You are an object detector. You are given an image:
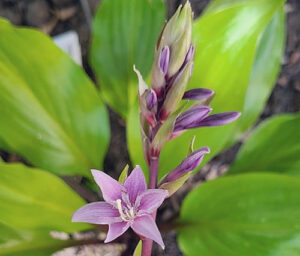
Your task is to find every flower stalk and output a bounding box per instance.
[72,2,240,255]
[135,2,240,255]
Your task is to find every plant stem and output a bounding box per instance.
[142,157,159,256]
[149,157,159,189]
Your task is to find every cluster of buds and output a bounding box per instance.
[73,2,241,251]
[134,2,240,190]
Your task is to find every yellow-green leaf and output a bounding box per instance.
[0,19,110,176]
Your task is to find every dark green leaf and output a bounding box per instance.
[90,0,166,118]
[228,114,300,175]
[0,19,110,176]
[178,173,300,256]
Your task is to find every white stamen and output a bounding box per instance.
[116,199,128,221]
[116,199,136,222]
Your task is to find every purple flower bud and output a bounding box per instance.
[183,88,215,101]
[146,89,157,111]
[159,46,170,76]
[160,60,193,121]
[194,112,241,127]
[162,147,210,183]
[182,45,194,67]
[174,106,212,132]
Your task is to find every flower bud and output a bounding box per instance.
[160,59,193,121]
[150,47,169,98]
[188,111,241,128]
[183,88,215,101]
[160,2,193,77]
[150,2,193,96]
[162,147,210,183]
[174,105,212,132]
[159,46,170,76]
[134,65,157,127]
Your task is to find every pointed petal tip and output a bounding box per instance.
[91,169,123,202]
[202,146,210,154]
[91,168,101,176]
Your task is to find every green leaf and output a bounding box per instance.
[178,173,300,256]
[228,114,300,175]
[159,172,190,197]
[236,6,286,135]
[90,0,166,118]
[0,162,89,232]
[0,223,74,256]
[0,19,110,176]
[127,0,286,179]
[133,240,142,256]
[118,164,129,184]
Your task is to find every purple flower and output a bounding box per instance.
[72,166,168,249]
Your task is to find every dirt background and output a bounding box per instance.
[0,0,299,255]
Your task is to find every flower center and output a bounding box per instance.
[116,199,136,222]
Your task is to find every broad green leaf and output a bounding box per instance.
[0,162,89,232]
[0,223,73,256]
[90,0,166,118]
[178,173,300,256]
[236,6,286,134]
[0,19,110,176]
[127,0,286,179]
[228,114,300,175]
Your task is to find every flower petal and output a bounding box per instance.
[195,112,241,127]
[124,166,147,205]
[136,189,168,214]
[131,215,165,249]
[72,202,121,225]
[91,169,123,202]
[183,88,214,101]
[105,222,130,243]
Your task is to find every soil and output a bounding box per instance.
[0,0,299,255]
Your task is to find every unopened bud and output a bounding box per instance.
[134,65,157,127]
[160,59,193,121]
[150,47,169,98]
[160,2,193,77]
[162,147,210,183]
[174,105,212,132]
[150,2,193,96]
[159,46,170,75]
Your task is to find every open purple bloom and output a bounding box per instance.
[72,166,168,249]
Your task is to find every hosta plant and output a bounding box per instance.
[0,0,299,256]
